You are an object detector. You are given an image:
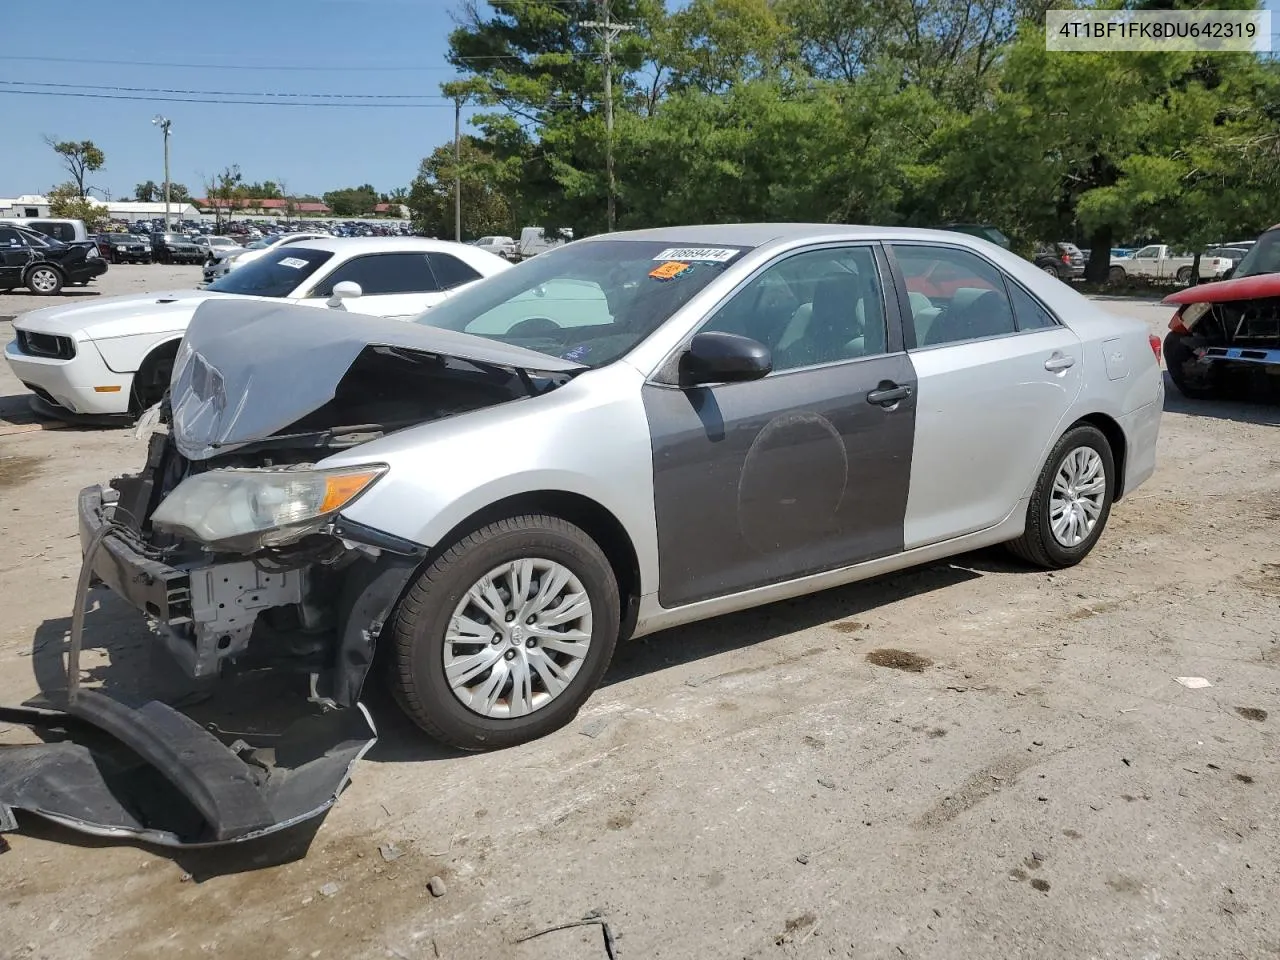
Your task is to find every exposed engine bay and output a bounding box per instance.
[0,301,580,849]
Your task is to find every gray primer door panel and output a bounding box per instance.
[643,353,917,609]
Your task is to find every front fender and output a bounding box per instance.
[327,365,661,596]
[93,331,184,374]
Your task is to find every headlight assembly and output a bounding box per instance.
[151,464,387,551]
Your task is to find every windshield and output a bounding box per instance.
[415,239,749,367]
[1233,231,1280,278]
[206,246,335,297]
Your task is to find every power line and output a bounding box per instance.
[0,50,602,71]
[0,87,589,109]
[0,80,449,100]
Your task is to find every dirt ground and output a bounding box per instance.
[1,268,1277,960]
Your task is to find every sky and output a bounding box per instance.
[3,0,1278,202]
[1,0,484,200]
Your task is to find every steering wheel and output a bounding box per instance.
[506,316,563,338]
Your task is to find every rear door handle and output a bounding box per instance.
[867,382,912,407]
[1044,354,1076,372]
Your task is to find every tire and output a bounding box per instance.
[1164,331,1224,400]
[1176,266,1193,285]
[26,265,63,296]
[1108,266,1126,283]
[389,514,621,750]
[1040,263,1062,278]
[129,342,179,415]
[1007,424,1115,569]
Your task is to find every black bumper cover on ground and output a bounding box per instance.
[0,487,380,848]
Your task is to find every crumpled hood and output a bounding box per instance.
[1164,273,1280,305]
[170,298,584,460]
[14,289,237,340]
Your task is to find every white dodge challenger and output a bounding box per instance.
[4,237,510,420]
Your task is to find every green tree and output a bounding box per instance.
[44,137,105,197]
[48,182,110,229]
[323,184,380,216]
[134,180,159,202]
[243,180,283,199]
[167,183,191,204]
[408,138,514,238]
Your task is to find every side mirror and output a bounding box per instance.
[327,281,362,309]
[679,332,772,387]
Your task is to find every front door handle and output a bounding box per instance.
[1044,353,1075,372]
[867,382,912,407]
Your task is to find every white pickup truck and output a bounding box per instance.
[1109,244,1235,284]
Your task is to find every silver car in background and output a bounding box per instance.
[2,224,1162,845]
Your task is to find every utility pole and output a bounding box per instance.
[454,96,462,243]
[152,115,172,230]
[582,0,634,232]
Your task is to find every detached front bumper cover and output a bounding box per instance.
[0,491,379,849]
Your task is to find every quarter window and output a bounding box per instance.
[891,244,1016,348]
[427,253,482,290]
[698,246,887,373]
[1007,282,1058,330]
[0,228,24,247]
[312,253,441,296]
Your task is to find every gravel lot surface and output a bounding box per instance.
[1,268,1277,960]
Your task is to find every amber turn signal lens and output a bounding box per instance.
[319,470,383,514]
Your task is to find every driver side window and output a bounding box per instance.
[697,246,887,373]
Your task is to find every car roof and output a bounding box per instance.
[579,223,1017,250]
[285,236,492,254]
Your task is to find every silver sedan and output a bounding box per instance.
[18,224,1163,843]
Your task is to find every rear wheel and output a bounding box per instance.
[1108,266,1126,283]
[1008,424,1115,569]
[26,266,63,296]
[1040,263,1061,278]
[1176,266,1193,285]
[389,515,620,750]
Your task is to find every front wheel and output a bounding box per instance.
[26,266,63,296]
[1007,424,1115,569]
[1165,331,1225,399]
[389,515,621,750]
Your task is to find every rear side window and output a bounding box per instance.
[30,221,74,242]
[428,253,482,290]
[891,244,1015,348]
[312,252,440,296]
[0,227,24,246]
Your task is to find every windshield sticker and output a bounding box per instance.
[649,261,692,281]
[561,344,591,362]
[278,256,309,269]
[653,247,738,263]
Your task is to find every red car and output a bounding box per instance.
[1163,225,1280,400]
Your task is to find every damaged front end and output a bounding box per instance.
[1165,274,1280,399]
[0,300,581,847]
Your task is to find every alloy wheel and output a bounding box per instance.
[443,558,593,719]
[29,269,59,293]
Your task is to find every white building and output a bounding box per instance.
[0,195,51,218]
[0,195,199,223]
[96,200,201,222]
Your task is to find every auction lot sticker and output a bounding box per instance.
[653,247,739,263]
